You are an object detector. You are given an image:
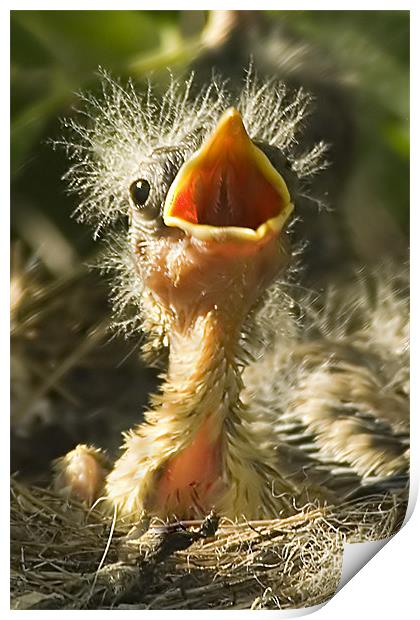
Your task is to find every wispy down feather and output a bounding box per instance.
[56,68,328,239]
[55,68,329,347]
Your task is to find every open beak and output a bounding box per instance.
[163,108,294,242]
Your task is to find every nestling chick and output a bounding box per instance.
[53,71,409,521]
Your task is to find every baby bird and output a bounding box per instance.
[53,72,409,521]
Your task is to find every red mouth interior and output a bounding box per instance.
[168,161,286,230]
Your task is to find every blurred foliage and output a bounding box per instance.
[11,10,409,270]
[278,10,409,231]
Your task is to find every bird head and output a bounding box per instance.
[62,72,327,339]
[128,107,293,330]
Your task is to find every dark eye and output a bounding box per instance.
[129,179,151,207]
[129,179,161,221]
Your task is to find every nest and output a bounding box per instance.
[10,479,407,610]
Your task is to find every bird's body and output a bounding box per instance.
[244,271,409,491]
[53,71,409,522]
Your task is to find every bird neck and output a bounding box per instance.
[145,309,290,519]
[166,310,242,421]
[107,307,294,519]
[145,311,240,515]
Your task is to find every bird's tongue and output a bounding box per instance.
[163,108,294,242]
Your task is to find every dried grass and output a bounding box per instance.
[10,479,407,610]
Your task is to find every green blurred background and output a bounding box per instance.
[11,9,409,276]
